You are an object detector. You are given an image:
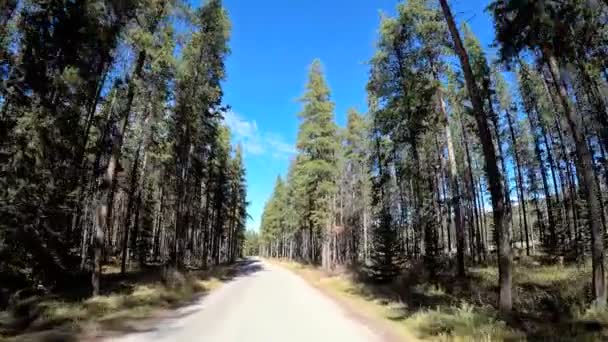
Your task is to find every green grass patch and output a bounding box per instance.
[404,303,518,341]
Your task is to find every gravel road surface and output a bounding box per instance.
[106,258,383,342]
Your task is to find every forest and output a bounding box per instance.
[254,0,608,339]
[0,0,247,317]
[2,0,608,340]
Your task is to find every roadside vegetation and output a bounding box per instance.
[275,257,608,340]
[255,0,608,340]
[0,262,246,341]
[1,0,246,340]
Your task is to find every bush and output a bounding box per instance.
[405,302,518,340]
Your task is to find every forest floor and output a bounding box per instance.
[0,261,245,342]
[272,256,608,341]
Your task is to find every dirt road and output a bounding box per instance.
[107,258,383,342]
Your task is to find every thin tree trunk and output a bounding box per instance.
[439,0,512,313]
[544,50,606,307]
[460,118,478,262]
[92,49,147,294]
[363,206,369,263]
[92,154,117,296]
[476,175,487,260]
[525,96,557,249]
[440,94,465,276]
[506,109,530,255]
[488,97,511,217]
[575,54,608,154]
[120,146,141,274]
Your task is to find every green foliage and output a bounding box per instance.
[243,230,259,256]
[367,123,404,282]
[340,108,372,262]
[367,205,403,282]
[489,0,607,68]
[405,303,515,340]
[260,176,288,250]
[0,0,139,287]
[0,0,247,303]
[294,59,339,235]
[260,59,339,263]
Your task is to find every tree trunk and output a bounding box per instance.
[506,109,530,255]
[120,146,141,274]
[440,94,465,276]
[476,175,487,259]
[575,54,608,154]
[439,0,512,313]
[92,154,118,296]
[363,206,369,263]
[460,118,478,261]
[488,97,511,216]
[544,50,606,306]
[523,87,557,249]
[92,48,148,294]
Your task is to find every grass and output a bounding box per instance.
[273,260,420,341]
[273,257,608,341]
[0,263,237,342]
[405,303,513,341]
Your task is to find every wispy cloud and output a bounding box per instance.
[224,111,295,159]
[266,133,297,156]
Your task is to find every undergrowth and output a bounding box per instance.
[0,264,231,341]
[275,258,608,341]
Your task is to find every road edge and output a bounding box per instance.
[266,259,417,342]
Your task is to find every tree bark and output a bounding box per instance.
[544,50,606,306]
[528,106,556,248]
[439,0,512,313]
[460,118,478,261]
[506,109,530,255]
[92,151,117,296]
[92,48,147,294]
[439,94,465,276]
[120,145,141,274]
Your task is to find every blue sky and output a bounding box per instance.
[218,0,498,231]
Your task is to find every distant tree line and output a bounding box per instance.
[258,0,608,313]
[0,0,247,301]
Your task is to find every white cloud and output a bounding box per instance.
[224,111,257,139]
[224,110,295,159]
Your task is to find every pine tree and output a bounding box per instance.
[293,59,339,267]
[170,0,230,269]
[227,144,248,262]
[2,0,138,293]
[367,115,403,282]
[496,71,531,255]
[0,0,248,300]
[368,1,441,258]
[342,108,372,263]
[439,0,513,313]
[490,0,607,308]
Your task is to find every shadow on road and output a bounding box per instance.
[217,258,265,281]
[96,258,266,338]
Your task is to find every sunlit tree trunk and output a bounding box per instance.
[444,100,465,275]
[544,50,606,307]
[439,0,512,313]
[506,109,530,255]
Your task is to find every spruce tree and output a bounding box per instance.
[293,59,338,266]
[367,115,403,282]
